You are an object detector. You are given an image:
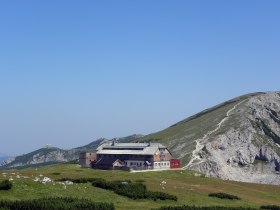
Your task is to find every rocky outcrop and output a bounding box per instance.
[0,157,15,166]
[189,92,280,184]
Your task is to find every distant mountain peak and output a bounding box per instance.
[1,134,142,169]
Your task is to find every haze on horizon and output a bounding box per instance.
[0,1,280,156]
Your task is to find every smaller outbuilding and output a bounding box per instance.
[170,159,181,169]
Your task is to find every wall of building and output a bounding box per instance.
[153,161,170,169]
[94,146,173,170]
[124,160,148,170]
[79,152,96,168]
[97,154,153,163]
[153,148,173,162]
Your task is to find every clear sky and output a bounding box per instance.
[0,1,279,156]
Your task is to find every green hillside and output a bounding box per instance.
[137,92,264,166]
[1,164,280,210]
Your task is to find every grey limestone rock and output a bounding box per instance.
[188,92,280,185]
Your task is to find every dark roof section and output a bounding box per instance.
[95,158,118,166]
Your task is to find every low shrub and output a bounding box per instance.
[58,177,177,201]
[153,205,256,210]
[0,197,114,210]
[145,191,177,201]
[92,178,177,201]
[261,205,280,210]
[0,180,13,190]
[208,192,240,200]
[51,172,61,175]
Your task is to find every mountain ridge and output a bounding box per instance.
[138,91,280,184]
[3,91,280,185]
[1,134,143,169]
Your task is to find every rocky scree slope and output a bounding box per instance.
[139,92,280,184]
[1,135,142,169]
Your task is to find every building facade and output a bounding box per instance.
[79,152,97,168]
[79,142,180,170]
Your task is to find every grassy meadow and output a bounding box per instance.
[1,164,280,210]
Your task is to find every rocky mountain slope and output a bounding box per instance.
[1,135,142,169]
[139,91,280,184]
[0,154,10,164]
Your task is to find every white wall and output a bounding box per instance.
[153,161,170,169]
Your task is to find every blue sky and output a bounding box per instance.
[0,1,279,156]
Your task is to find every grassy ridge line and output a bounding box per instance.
[137,93,262,165]
[170,92,262,127]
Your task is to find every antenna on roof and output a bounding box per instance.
[111,138,117,146]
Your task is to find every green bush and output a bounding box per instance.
[208,192,240,200]
[58,177,177,201]
[0,197,114,210]
[51,172,61,175]
[260,205,280,210]
[92,178,177,201]
[0,180,13,190]
[153,206,256,210]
